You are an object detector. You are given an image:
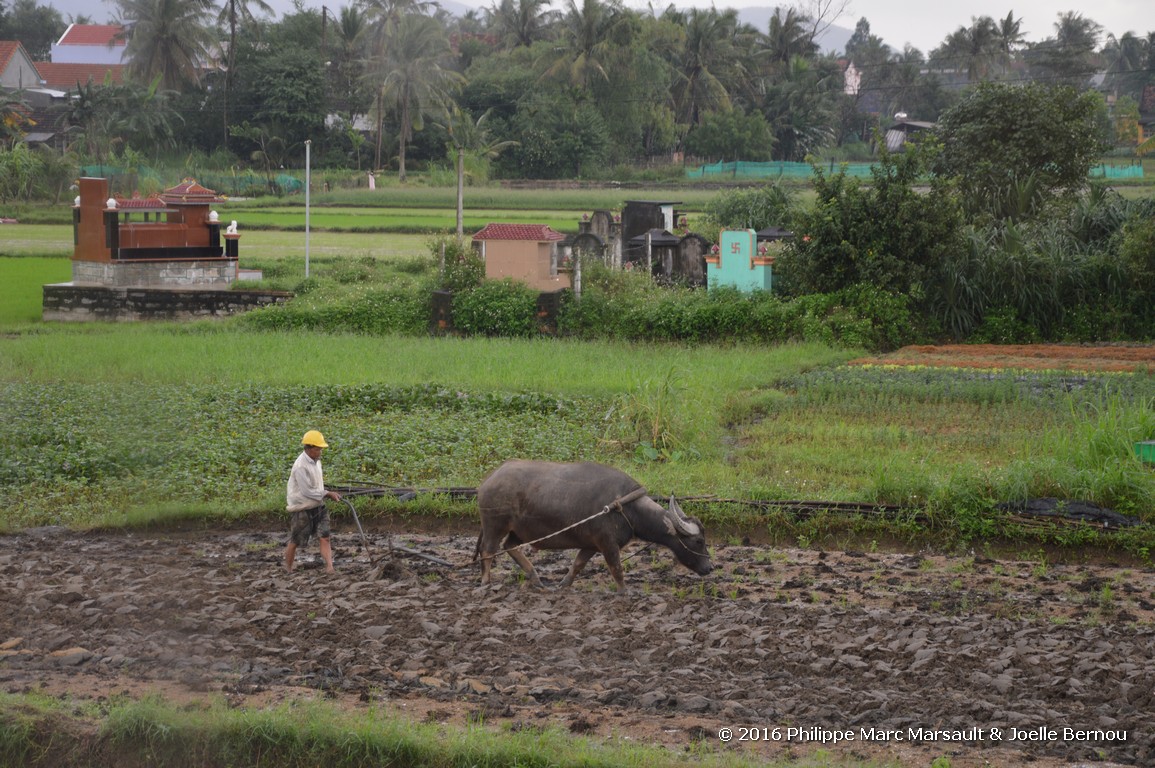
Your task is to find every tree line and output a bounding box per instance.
[1,0,1153,177]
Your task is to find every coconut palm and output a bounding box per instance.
[114,0,217,91]
[1026,11,1103,85]
[939,16,1001,82]
[489,0,559,49]
[995,11,1024,55]
[363,0,440,54]
[540,0,629,90]
[1102,31,1149,100]
[323,5,372,123]
[665,6,752,127]
[762,7,817,72]
[368,12,464,180]
[762,55,837,161]
[440,106,518,238]
[217,0,274,146]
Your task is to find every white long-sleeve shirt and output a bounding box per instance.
[286,451,326,512]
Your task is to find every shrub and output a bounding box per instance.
[969,306,1042,344]
[452,280,539,337]
[239,285,429,335]
[699,182,795,236]
[560,279,915,350]
[430,235,484,293]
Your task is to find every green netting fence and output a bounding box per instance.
[686,160,877,179]
[1090,163,1145,179]
[78,166,304,197]
[690,160,1146,181]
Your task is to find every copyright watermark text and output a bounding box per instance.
[716,725,1128,745]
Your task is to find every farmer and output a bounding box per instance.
[284,430,342,573]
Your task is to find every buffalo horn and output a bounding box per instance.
[668,496,700,536]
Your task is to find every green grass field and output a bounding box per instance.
[0,256,71,324]
[0,224,431,263]
[3,214,1153,553]
[225,206,584,233]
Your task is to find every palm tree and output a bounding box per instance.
[368,12,464,180]
[489,0,558,49]
[666,6,750,127]
[114,0,216,91]
[763,7,817,72]
[1026,11,1102,84]
[363,0,440,52]
[939,16,1001,82]
[995,11,1024,56]
[762,55,837,161]
[440,107,518,238]
[330,5,371,117]
[1102,32,1148,100]
[879,46,925,119]
[540,0,628,90]
[217,0,274,147]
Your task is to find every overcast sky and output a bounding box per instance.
[45,0,1149,56]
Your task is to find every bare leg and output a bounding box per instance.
[559,548,597,588]
[319,537,335,573]
[284,542,297,573]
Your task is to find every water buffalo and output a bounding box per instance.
[474,459,713,589]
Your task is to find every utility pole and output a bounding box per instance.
[305,140,312,278]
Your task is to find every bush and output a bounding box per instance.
[431,235,484,293]
[560,279,916,351]
[452,280,539,337]
[699,182,795,236]
[969,306,1043,344]
[238,285,430,335]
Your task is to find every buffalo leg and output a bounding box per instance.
[603,546,626,590]
[479,546,497,585]
[477,527,501,585]
[558,548,598,588]
[507,545,546,589]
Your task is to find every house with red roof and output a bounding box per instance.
[0,40,42,90]
[471,223,570,292]
[36,61,125,90]
[51,24,127,66]
[34,24,127,91]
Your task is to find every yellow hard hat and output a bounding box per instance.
[301,430,329,448]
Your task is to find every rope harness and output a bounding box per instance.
[488,485,649,558]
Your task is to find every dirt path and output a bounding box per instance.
[1,524,1152,766]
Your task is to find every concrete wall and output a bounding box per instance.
[42,284,290,322]
[72,259,237,288]
[479,241,571,292]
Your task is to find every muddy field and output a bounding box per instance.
[1,522,1152,767]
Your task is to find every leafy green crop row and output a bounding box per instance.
[5,361,1154,557]
[2,382,610,530]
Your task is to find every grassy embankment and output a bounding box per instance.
[0,690,846,768]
